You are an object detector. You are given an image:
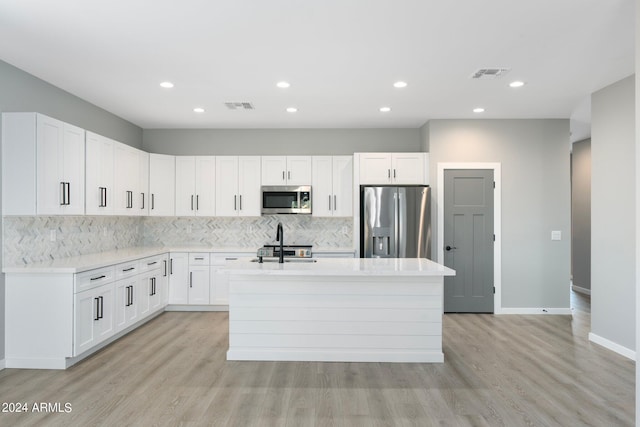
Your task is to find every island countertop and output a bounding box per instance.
[223,257,456,277]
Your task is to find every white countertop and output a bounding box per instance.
[2,246,357,274]
[222,257,456,277]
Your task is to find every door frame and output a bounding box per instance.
[437,162,502,313]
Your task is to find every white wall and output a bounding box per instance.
[636,0,640,419]
[143,128,421,155]
[426,119,571,310]
[591,75,636,354]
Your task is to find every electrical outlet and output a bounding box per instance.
[49,229,56,242]
[551,230,562,241]
[342,226,349,234]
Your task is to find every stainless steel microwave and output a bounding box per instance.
[261,185,312,214]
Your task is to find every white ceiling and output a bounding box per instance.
[0,0,635,129]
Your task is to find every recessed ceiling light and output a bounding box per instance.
[286,107,298,113]
[193,107,205,113]
[473,107,485,113]
[393,81,408,88]
[509,81,525,88]
[277,81,291,88]
[379,107,392,113]
[160,81,174,89]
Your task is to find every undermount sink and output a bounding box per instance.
[250,258,317,263]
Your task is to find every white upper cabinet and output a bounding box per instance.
[137,150,149,216]
[175,156,216,216]
[358,152,428,185]
[149,154,175,216]
[261,156,311,185]
[2,113,86,215]
[113,143,140,215]
[312,156,353,217]
[85,132,115,215]
[215,156,261,217]
[36,115,86,215]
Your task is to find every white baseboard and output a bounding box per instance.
[496,307,572,315]
[0,359,5,370]
[588,333,636,360]
[572,285,591,295]
[165,305,229,312]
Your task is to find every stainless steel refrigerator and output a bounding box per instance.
[360,186,431,259]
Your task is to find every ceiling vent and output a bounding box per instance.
[225,102,254,110]
[470,68,510,79]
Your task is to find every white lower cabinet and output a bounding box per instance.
[168,252,189,304]
[188,265,210,304]
[74,282,115,356]
[210,253,254,305]
[115,276,139,332]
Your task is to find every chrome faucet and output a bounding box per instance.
[276,222,284,263]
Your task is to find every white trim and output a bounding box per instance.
[589,332,636,360]
[498,307,572,315]
[571,285,591,295]
[437,162,502,313]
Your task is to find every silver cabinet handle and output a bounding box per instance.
[388,169,391,179]
[194,257,204,260]
[234,195,237,210]
[60,182,65,205]
[328,195,332,210]
[98,187,106,207]
[163,259,167,276]
[151,193,155,210]
[239,195,242,210]
[334,195,337,210]
[147,261,157,266]
[282,171,285,181]
[141,193,145,209]
[90,275,106,281]
[393,169,396,179]
[189,271,193,288]
[191,195,194,211]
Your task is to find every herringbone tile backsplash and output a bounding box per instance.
[3,215,353,266]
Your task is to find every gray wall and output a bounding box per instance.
[0,59,143,362]
[571,139,591,292]
[143,128,421,155]
[427,119,571,309]
[0,60,142,148]
[591,75,636,352]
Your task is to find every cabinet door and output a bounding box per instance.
[175,156,196,216]
[115,277,138,332]
[195,156,216,216]
[138,273,152,319]
[332,156,353,217]
[311,156,333,217]
[392,153,425,184]
[238,156,261,216]
[148,273,163,313]
[209,266,229,305]
[149,154,176,216]
[36,114,64,214]
[215,156,239,216]
[286,156,312,185]
[61,123,86,215]
[94,285,115,344]
[85,132,114,215]
[113,143,139,215]
[74,287,99,355]
[188,265,210,304]
[168,253,189,304]
[261,156,287,185]
[135,150,149,216]
[359,153,392,185]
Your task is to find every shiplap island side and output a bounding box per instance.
[222,257,455,363]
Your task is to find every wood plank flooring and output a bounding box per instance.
[0,292,633,426]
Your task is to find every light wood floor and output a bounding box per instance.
[0,292,633,426]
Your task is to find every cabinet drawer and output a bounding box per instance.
[139,254,167,273]
[211,253,254,266]
[115,260,140,279]
[189,253,210,265]
[75,266,116,293]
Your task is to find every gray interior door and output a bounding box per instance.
[443,169,494,313]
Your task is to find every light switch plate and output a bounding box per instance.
[551,230,562,241]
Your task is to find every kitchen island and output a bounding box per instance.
[223,257,455,363]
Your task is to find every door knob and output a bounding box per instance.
[445,245,457,251]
